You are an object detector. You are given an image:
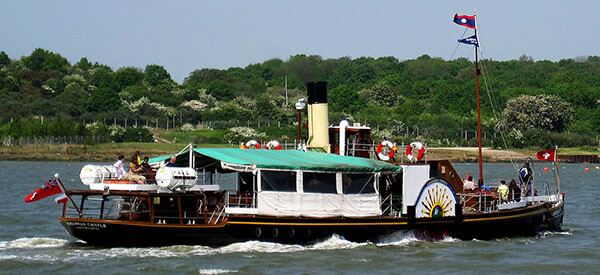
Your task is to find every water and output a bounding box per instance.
[1,161,599,274]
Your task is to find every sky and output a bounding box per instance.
[2,1,599,83]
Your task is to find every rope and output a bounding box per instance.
[452,27,520,172]
[478,47,519,172]
[450,28,469,60]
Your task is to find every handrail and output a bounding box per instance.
[208,191,228,224]
[380,194,392,215]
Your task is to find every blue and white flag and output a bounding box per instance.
[458,35,479,47]
[454,14,476,29]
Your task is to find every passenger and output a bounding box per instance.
[124,155,146,184]
[141,157,157,183]
[480,184,491,193]
[134,151,142,166]
[165,155,178,167]
[519,162,533,196]
[113,155,126,180]
[508,179,521,201]
[141,157,155,171]
[498,180,509,201]
[463,174,477,191]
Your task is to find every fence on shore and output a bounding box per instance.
[1,136,109,146]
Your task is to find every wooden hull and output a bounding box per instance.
[59,201,564,247]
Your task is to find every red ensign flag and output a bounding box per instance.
[25,179,62,203]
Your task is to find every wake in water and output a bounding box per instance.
[0,237,68,251]
[10,229,562,264]
[0,231,459,260]
[198,269,238,274]
[376,230,460,246]
[537,230,573,239]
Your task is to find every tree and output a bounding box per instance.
[361,81,397,107]
[329,84,362,113]
[90,67,119,91]
[75,57,92,72]
[55,83,89,117]
[206,79,234,100]
[86,87,121,113]
[0,69,20,92]
[287,54,324,83]
[0,51,10,66]
[497,94,573,132]
[144,64,171,86]
[184,68,228,84]
[22,48,69,73]
[116,67,143,88]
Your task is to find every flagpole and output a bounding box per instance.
[474,11,484,186]
[54,174,81,215]
[554,145,560,195]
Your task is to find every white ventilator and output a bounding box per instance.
[155,167,198,190]
[79,165,117,185]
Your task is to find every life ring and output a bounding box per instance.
[244,140,261,149]
[264,140,282,150]
[377,140,396,161]
[406,141,425,162]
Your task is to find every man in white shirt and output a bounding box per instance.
[113,155,125,179]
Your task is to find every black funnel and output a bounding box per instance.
[306,81,327,104]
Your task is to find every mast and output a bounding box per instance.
[474,12,484,186]
[554,145,560,194]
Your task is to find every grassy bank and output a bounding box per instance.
[0,143,235,162]
[1,142,597,162]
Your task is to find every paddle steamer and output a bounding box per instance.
[57,81,565,246]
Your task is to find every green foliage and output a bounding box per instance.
[0,49,599,146]
[90,67,118,91]
[116,67,143,89]
[496,128,597,149]
[87,87,121,113]
[329,84,362,113]
[206,79,234,100]
[0,51,10,66]
[0,117,88,137]
[22,48,70,74]
[144,64,171,86]
[119,127,154,142]
[184,68,229,84]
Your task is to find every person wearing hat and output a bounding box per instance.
[463,173,477,191]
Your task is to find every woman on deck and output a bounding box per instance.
[124,155,146,184]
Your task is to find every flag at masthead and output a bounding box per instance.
[454,12,483,186]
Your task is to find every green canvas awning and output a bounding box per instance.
[195,148,402,172]
[150,148,402,173]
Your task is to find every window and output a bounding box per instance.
[260,171,296,192]
[342,173,375,194]
[303,172,336,193]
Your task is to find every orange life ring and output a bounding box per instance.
[244,140,261,149]
[377,140,396,161]
[264,140,282,150]
[406,141,425,162]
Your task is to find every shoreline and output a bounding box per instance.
[2,143,589,163]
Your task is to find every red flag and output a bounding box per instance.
[25,179,62,203]
[537,150,556,161]
[54,193,68,204]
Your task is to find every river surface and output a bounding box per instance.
[0,161,598,274]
